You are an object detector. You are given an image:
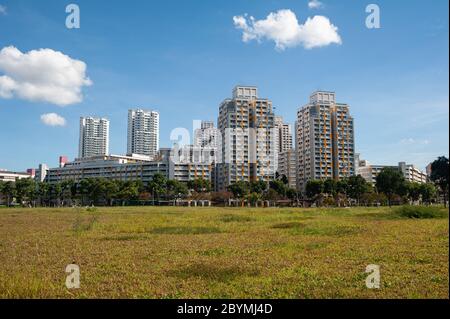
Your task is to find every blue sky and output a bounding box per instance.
[0,0,448,171]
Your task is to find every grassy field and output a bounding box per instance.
[0,206,448,299]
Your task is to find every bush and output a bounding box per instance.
[395,206,448,219]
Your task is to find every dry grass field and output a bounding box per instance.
[0,206,448,299]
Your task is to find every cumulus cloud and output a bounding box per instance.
[40,113,67,126]
[233,9,341,50]
[308,0,323,9]
[0,46,92,106]
[0,5,6,15]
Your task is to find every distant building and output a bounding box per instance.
[399,162,428,184]
[274,116,293,153]
[426,163,433,177]
[0,169,33,182]
[296,91,355,192]
[46,154,167,185]
[127,109,159,157]
[46,150,212,185]
[357,159,428,185]
[79,117,110,158]
[194,120,219,148]
[357,160,398,185]
[35,164,49,182]
[277,149,297,189]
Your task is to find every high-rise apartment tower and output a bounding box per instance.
[79,117,110,158]
[296,91,355,192]
[127,109,159,157]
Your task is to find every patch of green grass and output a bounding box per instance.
[395,206,448,219]
[101,234,147,241]
[72,213,98,233]
[301,225,363,236]
[150,226,222,235]
[271,222,306,229]
[219,214,255,223]
[168,263,260,282]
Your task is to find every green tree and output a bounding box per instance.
[228,181,249,199]
[36,182,49,206]
[336,179,349,197]
[269,179,287,198]
[15,178,36,206]
[48,182,62,206]
[117,181,141,203]
[430,156,449,207]
[419,183,437,205]
[166,180,188,200]
[406,182,421,203]
[347,175,371,205]
[2,181,16,206]
[247,192,261,206]
[375,167,405,207]
[187,178,211,193]
[323,179,337,197]
[305,180,324,201]
[250,180,267,194]
[147,173,167,204]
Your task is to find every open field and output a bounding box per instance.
[0,206,448,299]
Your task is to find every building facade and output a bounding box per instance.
[216,86,277,191]
[79,117,110,158]
[399,162,428,184]
[194,120,219,148]
[46,154,168,185]
[296,91,355,192]
[45,149,213,185]
[0,170,32,182]
[277,149,297,189]
[127,109,160,157]
[274,116,293,153]
[357,160,428,185]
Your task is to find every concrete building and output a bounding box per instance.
[46,154,167,185]
[79,117,110,158]
[357,160,397,185]
[127,109,159,157]
[0,169,33,182]
[277,149,297,189]
[194,121,219,148]
[216,86,277,191]
[274,116,293,153]
[357,160,428,185]
[35,164,49,182]
[45,149,213,185]
[399,162,428,184]
[296,91,355,192]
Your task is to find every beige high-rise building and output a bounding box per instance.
[216,86,277,191]
[296,91,355,192]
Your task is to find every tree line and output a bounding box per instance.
[0,156,448,208]
[305,156,448,207]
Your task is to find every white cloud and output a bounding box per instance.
[0,5,6,15]
[40,113,66,127]
[0,46,92,106]
[400,138,430,145]
[233,9,341,50]
[308,0,323,9]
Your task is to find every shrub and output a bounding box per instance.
[395,206,448,219]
